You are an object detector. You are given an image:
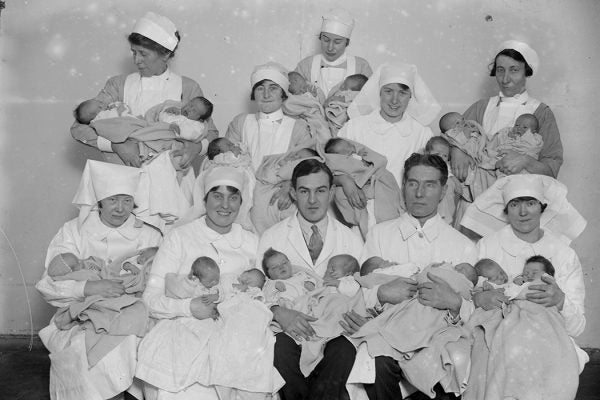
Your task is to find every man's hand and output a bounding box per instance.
[450,147,475,181]
[137,247,158,265]
[418,272,462,315]
[472,289,509,310]
[84,279,125,298]
[339,310,369,335]
[112,139,142,167]
[377,276,418,305]
[272,306,317,341]
[527,274,566,309]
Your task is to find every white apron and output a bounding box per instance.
[242,112,296,170]
[482,92,540,138]
[123,69,183,117]
[310,54,357,97]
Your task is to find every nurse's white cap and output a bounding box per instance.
[204,166,245,193]
[502,174,546,205]
[379,63,416,89]
[250,62,290,95]
[496,40,539,76]
[132,12,178,51]
[73,160,142,205]
[321,8,355,39]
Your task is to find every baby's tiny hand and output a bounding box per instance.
[513,275,526,286]
[122,262,141,275]
[275,281,287,292]
[304,281,316,291]
[201,294,219,305]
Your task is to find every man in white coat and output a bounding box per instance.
[257,159,363,400]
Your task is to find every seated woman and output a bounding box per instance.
[138,166,282,400]
[35,160,162,400]
[463,174,587,400]
[70,12,218,168]
[452,40,563,228]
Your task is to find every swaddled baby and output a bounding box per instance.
[324,74,368,134]
[158,96,213,141]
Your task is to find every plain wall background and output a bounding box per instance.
[1,0,598,347]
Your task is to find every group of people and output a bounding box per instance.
[35,8,587,400]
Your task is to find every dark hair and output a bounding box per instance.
[191,256,219,278]
[319,32,350,47]
[193,96,213,121]
[402,153,448,186]
[330,254,360,274]
[425,136,451,153]
[344,74,368,91]
[489,48,533,77]
[74,101,93,124]
[502,197,547,214]
[128,32,180,58]
[525,255,555,277]
[474,258,497,276]
[291,159,334,189]
[206,138,228,160]
[261,247,284,277]
[203,185,242,204]
[250,79,288,101]
[244,268,267,288]
[296,148,319,157]
[324,137,347,154]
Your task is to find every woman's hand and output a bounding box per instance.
[472,289,508,310]
[190,297,218,320]
[339,310,368,335]
[450,147,475,182]
[272,305,317,341]
[496,150,531,175]
[84,279,125,298]
[377,277,418,305]
[526,275,566,309]
[418,272,462,315]
[270,180,293,210]
[172,140,203,170]
[137,247,158,265]
[338,175,366,209]
[112,139,142,167]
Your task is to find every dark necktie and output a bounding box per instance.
[308,225,323,264]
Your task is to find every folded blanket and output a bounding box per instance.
[283,94,332,143]
[324,89,358,135]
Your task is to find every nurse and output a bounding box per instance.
[295,8,372,97]
[71,12,218,167]
[36,160,163,400]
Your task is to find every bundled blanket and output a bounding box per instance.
[324,89,359,135]
[283,94,332,144]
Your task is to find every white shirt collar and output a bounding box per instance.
[297,212,329,241]
[258,108,284,122]
[140,67,172,82]
[322,53,348,67]
[82,212,142,241]
[197,216,244,249]
[397,213,442,242]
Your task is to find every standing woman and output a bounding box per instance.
[295,8,372,98]
[71,12,218,167]
[36,160,163,400]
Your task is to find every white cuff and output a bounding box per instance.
[97,136,114,152]
[180,298,193,317]
[199,139,209,155]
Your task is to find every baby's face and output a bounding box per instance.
[218,139,242,156]
[482,262,508,285]
[190,265,220,288]
[265,253,293,280]
[324,258,351,280]
[181,98,208,121]
[428,143,450,163]
[81,100,105,123]
[239,271,263,288]
[513,115,537,136]
[522,262,545,282]
[288,73,308,95]
[454,263,478,286]
[331,140,356,156]
[441,113,465,133]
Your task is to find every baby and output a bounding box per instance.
[324,137,368,162]
[233,268,266,292]
[487,113,544,171]
[74,99,133,125]
[439,112,488,165]
[158,96,213,141]
[513,255,555,285]
[165,256,223,304]
[325,74,368,134]
[47,253,105,278]
[261,248,318,307]
[288,71,325,102]
[206,137,243,160]
[322,254,361,297]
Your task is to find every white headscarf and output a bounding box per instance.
[347,63,441,126]
[460,175,586,244]
[495,40,540,76]
[132,12,178,51]
[321,8,355,38]
[251,62,290,96]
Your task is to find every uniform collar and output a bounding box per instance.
[198,216,244,249]
[370,109,411,136]
[397,213,442,242]
[498,225,552,257]
[258,108,284,122]
[497,90,530,105]
[321,53,347,67]
[140,67,172,82]
[297,212,329,238]
[81,212,142,241]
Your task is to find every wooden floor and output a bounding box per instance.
[1,336,598,399]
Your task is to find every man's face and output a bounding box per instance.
[291,171,333,223]
[402,165,446,225]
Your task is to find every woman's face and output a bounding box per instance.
[253,80,285,114]
[204,186,242,234]
[98,194,134,228]
[379,83,411,122]
[495,54,527,97]
[131,44,169,77]
[505,197,543,237]
[320,32,349,62]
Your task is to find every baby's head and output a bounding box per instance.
[425,136,451,163]
[288,71,309,95]
[439,112,465,134]
[522,255,554,282]
[324,254,360,280]
[513,113,539,136]
[262,248,293,280]
[182,96,213,122]
[207,137,242,160]
[74,99,105,124]
[474,258,508,285]
[340,74,368,91]
[360,256,394,276]
[454,263,478,286]
[324,138,356,156]
[190,256,220,288]
[286,147,319,161]
[239,268,266,289]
